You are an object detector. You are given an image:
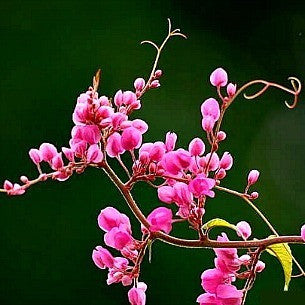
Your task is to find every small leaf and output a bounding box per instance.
[202,218,237,231]
[266,241,292,291]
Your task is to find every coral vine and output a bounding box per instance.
[1,19,304,305]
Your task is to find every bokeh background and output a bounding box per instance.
[0,0,304,304]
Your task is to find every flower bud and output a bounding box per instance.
[201,98,220,121]
[189,138,205,156]
[236,221,252,239]
[134,78,145,91]
[3,180,13,190]
[250,191,259,200]
[247,170,260,186]
[210,67,228,87]
[219,152,233,170]
[227,83,237,97]
[301,224,305,242]
[217,131,227,141]
[255,260,265,273]
[150,80,160,88]
[165,132,177,151]
[29,148,42,164]
[20,176,28,184]
[154,69,162,78]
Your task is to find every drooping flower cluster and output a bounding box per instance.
[197,226,265,305]
[92,206,173,303]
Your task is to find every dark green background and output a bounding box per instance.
[0,0,304,304]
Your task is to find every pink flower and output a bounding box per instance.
[219,152,233,170]
[161,150,191,175]
[128,285,147,305]
[201,98,220,121]
[189,174,215,198]
[216,284,243,305]
[104,226,132,250]
[114,90,124,107]
[134,78,145,91]
[72,125,101,145]
[51,153,64,170]
[227,83,236,97]
[149,142,166,162]
[39,143,58,162]
[98,207,131,232]
[301,224,305,242]
[247,170,260,186]
[106,132,125,157]
[131,119,148,134]
[205,153,220,172]
[201,268,225,294]
[28,149,42,164]
[157,186,174,204]
[86,144,103,163]
[255,260,265,273]
[146,207,173,234]
[202,116,216,132]
[236,221,251,240]
[189,138,205,156]
[121,127,142,151]
[197,293,220,305]
[62,147,75,162]
[172,182,193,206]
[210,68,228,87]
[165,132,177,151]
[92,246,115,269]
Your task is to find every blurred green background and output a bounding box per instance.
[0,0,304,304]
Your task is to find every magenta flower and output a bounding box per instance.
[189,174,215,198]
[219,152,233,171]
[201,268,226,294]
[98,207,131,233]
[146,207,173,233]
[104,226,132,250]
[226,83,237,97]
[92,246,115,269]
[128,284,147,305]
[210,68,228,87]
[106,132,125,157]
[157,186,175,204]
[121,127,143,151]
[39,143,58,162]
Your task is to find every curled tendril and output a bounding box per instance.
[240,77,302,109]
[138,19,187,97]
[141,18,187,51]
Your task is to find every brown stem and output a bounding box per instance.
[101,160,305,249]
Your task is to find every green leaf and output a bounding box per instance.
[202,218,237,231]
[266,241,292,291]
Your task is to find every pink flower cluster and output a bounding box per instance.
[197,227,265,305]
[92,206,173,305]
